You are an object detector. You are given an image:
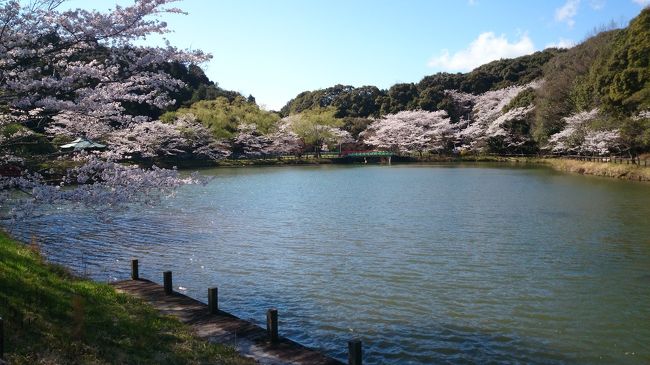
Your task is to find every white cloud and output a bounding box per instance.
[590,0,605,9]
[545,38,576,49]
[632,0,650,5]
[427,32,535,72]
[555,0,580,27]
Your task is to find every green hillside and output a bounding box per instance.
[278,8,650,154]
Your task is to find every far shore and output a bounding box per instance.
[147,154,650,182]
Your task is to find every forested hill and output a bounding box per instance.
[2,3,648,170]
[280,48,563,119]
[123,61,251,122]
[279,8,650,155]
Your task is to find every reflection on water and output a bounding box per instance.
[8,164,650,364]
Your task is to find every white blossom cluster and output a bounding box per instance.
[360,110,456,153]
[230,121,311,157]
[450,83,539,152]
[2,154,202,219]
[106,114,230,161]
[582,130,622,156]
[546,109,622,155]
[361,84,540,154]
[0,0,212,214]
[232,124,272,158]
[633,110,650,121]
[266,120,304,156]
[1,0,209,130]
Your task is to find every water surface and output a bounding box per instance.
[9,164,650,364]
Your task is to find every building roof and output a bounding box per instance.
[60,138,106,151]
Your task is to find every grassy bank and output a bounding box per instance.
[529,158,650,181]
[405,154,511,163]
[0,232,253,365]
[408,155,650,182]
[405,154,650,182]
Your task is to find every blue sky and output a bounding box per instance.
[66,0,649,110]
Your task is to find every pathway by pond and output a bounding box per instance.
[8,164,650,364]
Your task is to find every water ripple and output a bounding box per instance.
[7,165,650,364]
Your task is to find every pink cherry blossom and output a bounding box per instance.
[1,0,211,217]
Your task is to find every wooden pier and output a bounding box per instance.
[112,276,347,365]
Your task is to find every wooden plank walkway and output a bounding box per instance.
[112,279,344,365]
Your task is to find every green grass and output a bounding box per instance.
[0,232,253,365]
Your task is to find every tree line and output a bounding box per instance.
[279,8,650,156]
[0,1,648,215]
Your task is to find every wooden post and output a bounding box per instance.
[348,339,362,365]
[0,316,4,360]
[163,271,172,295]
[208,287,218,314]
[131,259,139,280]
[266,308,278,343]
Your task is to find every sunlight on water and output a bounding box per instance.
[8,164,650,364]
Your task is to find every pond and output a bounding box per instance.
[8,164,650,364]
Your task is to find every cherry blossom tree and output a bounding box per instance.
[1,155,199,219]
[0,0,211,215]
[635,110,650,120]
[1,0,208,132]
[581,130,622,156]
[545,109,599,154]
[544,109,622,155]
[266,119,304,156]
[106,114,230,161]
[484,106,535,153]
[231,123,272,158]
[323,126,354,152]
[446,82,540,153]
[360,110,456,155]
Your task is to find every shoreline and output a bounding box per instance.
[112,279,344,365]
[0,231,254,365]
[0,231,345,364]
[164,155,650,182]
[536,158,650,181]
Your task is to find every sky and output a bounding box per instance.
[66,0,649,111]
